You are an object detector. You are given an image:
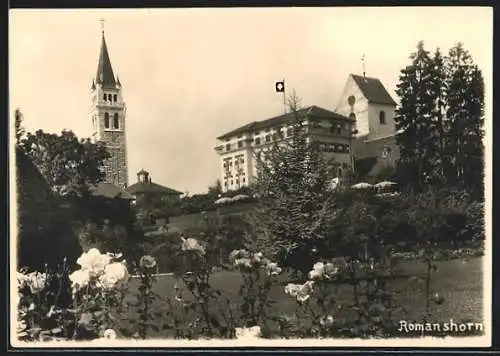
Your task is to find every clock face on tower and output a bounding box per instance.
[348,95,356,106]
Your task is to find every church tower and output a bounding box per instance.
[89,28,129,188]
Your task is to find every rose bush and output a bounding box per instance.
[230,249,282,327]
[16,249,129,342]
[16,239,455,341]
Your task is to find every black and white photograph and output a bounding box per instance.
[9,7,492,348]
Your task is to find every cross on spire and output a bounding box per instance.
[361,53,366,78]
[99,18,105,34]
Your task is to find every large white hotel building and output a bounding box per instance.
[214,74,399,192]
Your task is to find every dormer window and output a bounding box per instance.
[379,110,386,124]
[104,112,110,128]
[113,113,119,129]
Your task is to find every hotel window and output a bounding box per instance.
[231,180,234,185]
[226,143,231,151]
[225,181,228,187]
[114,94,118,102]
[236,179,239,184]
[240,158,245,164]
[238,140,243,148]
[103,93,107,101]
[255,137,261,145]
[379,111,386,124]
[243,178,246,183]
[265,135,271,143]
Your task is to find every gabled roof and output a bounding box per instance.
[90,182,134,200]
[126,181,183,196]
[95,32,117,89]
[217,105,353,140]
[350,74,397,106]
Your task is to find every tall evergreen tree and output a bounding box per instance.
[394,41,441,190]
[428,48,448,185]
[445,43,485,198]
[249,92,338,279]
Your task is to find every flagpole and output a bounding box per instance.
[282,78,286,115]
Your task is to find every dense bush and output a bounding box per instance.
[16,147,82,271]
[319,187,484,263]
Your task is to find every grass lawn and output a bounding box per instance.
[118,257,483,338]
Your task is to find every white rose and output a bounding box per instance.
[181,237,206,255]
[99,262,129,289]
[28,272,47,294]
[69,269,90,293]
[284,283,301,297]
[235,258,252,268]
[103,329,117,339]
[308,262,325,280]
[324,263,339,279]
[252,252,263,263]
[296,281,315,303]
[320,315,334,327]
[17,272,29,290]
[77,248,112,276]
[265,262,282,276]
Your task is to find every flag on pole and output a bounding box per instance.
[275,81,285,93]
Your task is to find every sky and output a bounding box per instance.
[9,7,493,194]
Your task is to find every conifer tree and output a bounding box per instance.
[445,43,485,198]
[428,48,448,185]
[249,92,338,279]
[394,41,441,190]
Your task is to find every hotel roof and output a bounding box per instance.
[217,105,353,140]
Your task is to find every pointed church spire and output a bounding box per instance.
[95,27,117,89]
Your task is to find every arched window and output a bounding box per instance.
[113,113,119,129]
[104,112,110,128]
[103,93,107,101]
[114,94,118,102]
[379,110,386,124]
[108,94,113,101]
